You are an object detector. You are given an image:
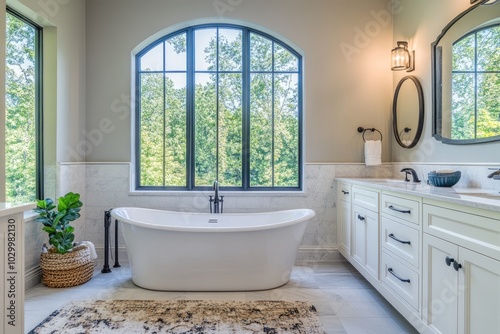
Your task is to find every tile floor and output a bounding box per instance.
[25,260,419,334]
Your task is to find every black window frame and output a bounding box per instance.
[135,24,303,192]
[451,23,500,140]
[5,7,44,200]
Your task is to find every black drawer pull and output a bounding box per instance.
[388,268,411,283]
[453,261,462,272]
[357,214,365,221]
[445,256,455,267]
[388,205,411,214]
[342,190,349,195]
[388,233,411,245]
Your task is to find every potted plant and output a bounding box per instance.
[35,192,94,287]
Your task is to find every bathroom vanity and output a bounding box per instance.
[336,178,500,334]
[0,203,35,334]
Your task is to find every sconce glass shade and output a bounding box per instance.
[391,41,414,72]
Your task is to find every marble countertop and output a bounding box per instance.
[337,178,500,214]
[0,202,36,218]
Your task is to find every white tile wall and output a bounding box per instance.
[26,161,499,289]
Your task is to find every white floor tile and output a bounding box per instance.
[25,262,419,334]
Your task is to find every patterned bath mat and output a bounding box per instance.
[29,299,326,333]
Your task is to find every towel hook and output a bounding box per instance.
[357,127,383,142]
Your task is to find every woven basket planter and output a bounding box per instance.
[40,245,94,288]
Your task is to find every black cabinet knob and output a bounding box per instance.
[445,256,455,266]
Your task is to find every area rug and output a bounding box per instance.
[29,299,326,334]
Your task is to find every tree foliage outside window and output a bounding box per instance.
[5,10,42,202]
[136,25,302,190]
[451,24,500,140]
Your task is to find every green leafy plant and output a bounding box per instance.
[34,192,83,254]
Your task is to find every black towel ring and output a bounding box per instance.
[357,127,383,142]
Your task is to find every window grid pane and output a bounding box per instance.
[452,24,500,141]
[137,25,302,191]
[5,11,41,202]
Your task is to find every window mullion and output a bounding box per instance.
[187,29,195,190]
[242,29,250,190]
[162,41,167,187]
[474,32,478,139]
[271,42,276,188]
[216,28,220,183]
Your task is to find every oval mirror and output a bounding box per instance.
[432,0,500,144]
[393,76,424,148]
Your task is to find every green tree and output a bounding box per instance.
[5,13,38,202]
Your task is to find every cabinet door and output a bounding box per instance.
[338,200,351,255]
[458,247,500,334]
[352,205,379,279]
[423,234,459,334]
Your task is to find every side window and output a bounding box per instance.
[5,9,43,202]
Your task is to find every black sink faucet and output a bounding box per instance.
[488,168,500,180]
[401,168,421,183]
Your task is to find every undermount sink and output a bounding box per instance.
[368,179,422,186]
[455,189,500,200]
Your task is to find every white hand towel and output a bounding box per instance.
[364,140,382,166]
[80,241,98,260]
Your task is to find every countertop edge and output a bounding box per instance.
[336,178,500,214]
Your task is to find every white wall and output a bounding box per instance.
[392,0,500,163]
[85,0,394,164]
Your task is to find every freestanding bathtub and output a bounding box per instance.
[110,207,315,291]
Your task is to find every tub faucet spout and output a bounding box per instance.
[210,180,224,213]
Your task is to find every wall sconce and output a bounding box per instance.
[391,41,415,72]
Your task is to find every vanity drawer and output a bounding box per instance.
[381,250,420,313]
[337,182,352,203]
[423,203,500,260]
[381,216,420,269]
[352,187,379,212]
[381,193,420,225]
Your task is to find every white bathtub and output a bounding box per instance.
[110,207,315,291]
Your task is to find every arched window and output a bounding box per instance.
[135,24,303,191]
[451,23,500,140]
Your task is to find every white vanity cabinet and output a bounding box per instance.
[380,192,421,314]
[423,201,500,334]
[0,203,34,334]
[351,186,379,280]
[337,182,352,255]
[335,178,500,334]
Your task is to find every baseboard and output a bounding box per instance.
[25,266,42,291]
[95,246,129,268]
[296,246,340,263]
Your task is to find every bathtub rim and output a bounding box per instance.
[110,207,315,233]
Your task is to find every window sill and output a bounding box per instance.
[128,190,307,197]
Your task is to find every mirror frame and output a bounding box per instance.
[431,0,500,145]
[393,75,424,148]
